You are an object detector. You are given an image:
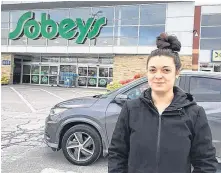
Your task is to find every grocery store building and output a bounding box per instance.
[1,1,218,88]
[193,4,221,72]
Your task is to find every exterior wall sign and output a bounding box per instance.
[2,60,11,65]
[9,11,107,44]
[212,50,221,62]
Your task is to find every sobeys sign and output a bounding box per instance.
[9,11,107,44]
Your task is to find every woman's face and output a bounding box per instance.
[147,56,179,94]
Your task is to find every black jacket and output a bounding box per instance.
[108,86,218,173]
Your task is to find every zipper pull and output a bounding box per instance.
[177,108,184,116]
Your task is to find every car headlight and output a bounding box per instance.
[50,108,68,115]
[49,108,68,121]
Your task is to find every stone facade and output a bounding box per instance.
[113,55,192,82]
[1,54,14,84]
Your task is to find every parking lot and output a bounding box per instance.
[1,84,221,173]
[1,85,107,173]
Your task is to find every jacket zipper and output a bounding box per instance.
[149,100,162,173]
[149,101,182,173]
[156,113,162,173]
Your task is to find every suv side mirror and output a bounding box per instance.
[114,94,128,104]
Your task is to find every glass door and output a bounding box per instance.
[87,66,98,87]
[22,65,31,83]
[40,65,49,84]
[49,66,59,85]
[31,64,40,84]
[98,67,109,87]
[59,65,77,85]
[77,66,88,87]
[98,67,113,88]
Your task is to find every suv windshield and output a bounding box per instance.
[101,77,148,98]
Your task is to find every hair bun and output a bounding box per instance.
[156,33,181,52]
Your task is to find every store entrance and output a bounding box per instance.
[20,53,114,88]
[77,65,113,88]
[22,64,59,85]
[13,58,22,84]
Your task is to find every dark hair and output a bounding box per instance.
[146,33,182,71]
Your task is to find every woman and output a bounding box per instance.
[108,33,218,173]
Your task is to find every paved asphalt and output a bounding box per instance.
[1,84,221,173]
[1,85,107,173]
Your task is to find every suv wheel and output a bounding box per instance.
[61,124,102,166]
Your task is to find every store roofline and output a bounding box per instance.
[1,1,193,11]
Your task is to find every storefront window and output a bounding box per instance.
[78,77,87,86]
[41,66,49,75]
[140,4,166,25]
[99,68,108,77]
[69,39,89,46]
[99,27,113,37]
[48,9,69,22]
[1,39,8,45]
[60,57,77,63]
[115,26,138,37]
[114,26,138,46]
[115,5,139,25]
[49,76,57,85]
[23,65,31,74]
[10,11,25,23]
[78,67,87,76]
[78,57,99,64]
[1,12,9,22]
[31,65,40,74]
[91,7,114,26]
[88,78,97,87]
[31,10,48,21]
[88,67,97,77]
[201,26,221,38]
[48,37,67,46]
[201,14,221,26]
[200,39,221,50]
[1,23,9,29]
[99,57,114,64]
[31,75,39,84]
[22,75,30,83]
[91,37,114,46]
[1,29,9,39]
[109,68,113,77]
[200,14,221,50]
[49,66,58,75]
[10,37,27,45]
[139,26,165,45]
[59,65,76,85]
[70,8,91,21]
[98,78,108,87]
[28,38,46,46]
[214,64,221,72]
[114,37,138,46]
[41,56,59,62]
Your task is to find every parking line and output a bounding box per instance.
[10,87,36,113]
[40,89,65,101]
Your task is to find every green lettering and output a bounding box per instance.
[88,17,107,39]
[41,13,58,39]
[76,18,95,44]
[9,11,33,39]
[24,20,41,39]
[9,12,107,43]
[59,19,77,40]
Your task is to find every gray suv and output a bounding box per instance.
[44,71,221,166]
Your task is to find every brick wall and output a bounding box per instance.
[113,55,192,82]
[1,54,14,84]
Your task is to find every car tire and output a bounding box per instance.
[61,124,102,166]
